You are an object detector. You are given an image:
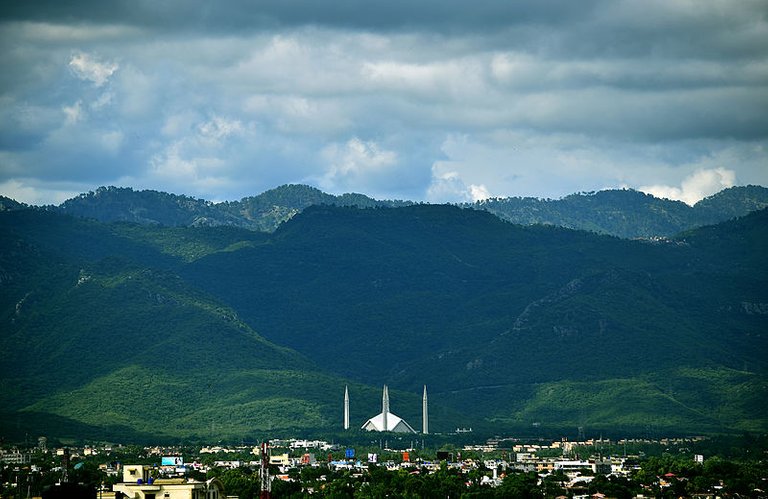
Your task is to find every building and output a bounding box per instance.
[0,450,31,465]
[113,465,225,499]
[361,385,417,433]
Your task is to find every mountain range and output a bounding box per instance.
[8,183,765,238]
[0,185,766,442]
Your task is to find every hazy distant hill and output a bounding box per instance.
[58,184,411,232]
[693,184,768,222]
[470,185,768,238]
[49,184,768,238]
[0,202,765,441]
[217,184,413,232]
[58,186,245,228]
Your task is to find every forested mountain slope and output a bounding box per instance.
[185,205,767,433]
[0,211,381,440]
[1,206,765,441]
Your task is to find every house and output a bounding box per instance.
[113,465,225,499]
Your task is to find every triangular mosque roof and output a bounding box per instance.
[361,411,416,433]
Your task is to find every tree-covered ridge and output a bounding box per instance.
[470,185,768,238]
[14,183,768,237]
[0,195,27,211]
[55,184,412,232]
[693,184,768,221]
[58,186,244,227]
[218,183,412,230]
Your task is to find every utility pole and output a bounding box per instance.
[260,441,271,499]
[61,448,70,483]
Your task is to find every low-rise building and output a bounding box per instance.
[269,453,290,466]
[113,465,225,499]
[0,449,31,464]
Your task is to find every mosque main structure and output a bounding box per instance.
[345,384,428,434]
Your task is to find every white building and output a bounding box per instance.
[360,385,417,433]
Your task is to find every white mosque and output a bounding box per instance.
[345,384,428,434]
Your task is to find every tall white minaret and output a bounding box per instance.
[382,385,389,432]
[422,385,429,435]
[344,385,350,430]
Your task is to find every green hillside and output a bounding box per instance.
[0,210,465,441]
[183,206,767,434]
[0,212,327,440]
[1,205,766,441]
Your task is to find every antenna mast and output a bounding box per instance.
[260,441,271,499]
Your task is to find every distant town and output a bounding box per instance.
[2,432,765,498]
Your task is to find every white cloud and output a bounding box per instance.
[144,115,254,198]
[469,184,492,202]
[319,138,398,192]
[426,169,465,202]
[639,167,737,205]
[69,52,119,87]
[196,116,245,146]
[490,52,540,88]
[363,60,454,93]
[426,164,491,203]
[243,95,351,134]
[62,100,84,125]
[0,179,82,206]
[91,92,114,110]
[14,21,138,43]
[150,141,198,180]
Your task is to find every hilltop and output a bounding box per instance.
[56,184,412,232]
[9,184,766,238]
[470,185,768,238]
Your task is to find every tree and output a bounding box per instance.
[209,468,257,499]
[496,471,542,499]
[587,475,636,499]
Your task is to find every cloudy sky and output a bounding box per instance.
[1,1,767,205]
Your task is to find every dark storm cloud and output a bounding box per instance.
[0,0,597,32]
[5,0,766,61]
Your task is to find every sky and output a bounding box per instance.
[1,1,767,206]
